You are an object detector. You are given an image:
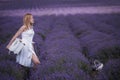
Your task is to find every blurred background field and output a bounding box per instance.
[0,0,120,80]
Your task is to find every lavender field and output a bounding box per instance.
[0,0,120,80]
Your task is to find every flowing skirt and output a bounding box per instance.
[16,42,36,67]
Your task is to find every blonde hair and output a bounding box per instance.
[23,13,33,30]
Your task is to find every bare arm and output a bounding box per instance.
[6,25,25,49]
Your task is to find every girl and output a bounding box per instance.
[6,13,40,79]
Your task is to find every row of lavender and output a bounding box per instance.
[66,14,120,80]
[30,15,91,80]
[0,14,120,80]
[67,14,120,61]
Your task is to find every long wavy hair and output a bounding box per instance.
[23,13,33,30]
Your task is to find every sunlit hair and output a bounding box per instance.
[23,13,33,30]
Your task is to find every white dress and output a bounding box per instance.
[16,27,36,67]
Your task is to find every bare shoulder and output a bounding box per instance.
[21,25,26,29]
[19,25,26,31]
